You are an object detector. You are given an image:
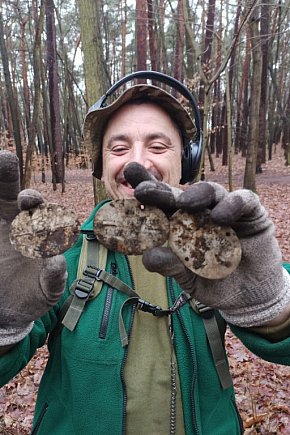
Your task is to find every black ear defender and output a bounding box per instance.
[94,71,203,184]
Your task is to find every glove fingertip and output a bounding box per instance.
[124,162,154,188]
[18,189,45,211]
[176,182,215,211]
[142,248,157,272]
[142,246,182,275]
[210,194,244,225]
[0,151,20,183]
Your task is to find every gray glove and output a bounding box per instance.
[124,163,182,214]
[125,163,290,327]
[0,151,67,346]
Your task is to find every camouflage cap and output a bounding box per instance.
[83,84,196,179]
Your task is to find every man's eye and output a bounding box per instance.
[149,143,167,152]
[111,145,128,154]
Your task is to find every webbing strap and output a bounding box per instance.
[62,296,88,331]
[80,236,106,298]
[62,236,139,332]
[119,297,139,347]
[62,236,102,331]
[98,269,139,298]
[202,315,233,390]
[192,301,232,390]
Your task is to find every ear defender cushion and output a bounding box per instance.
[180,140,202,184]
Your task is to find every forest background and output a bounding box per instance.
[0,0,290,433]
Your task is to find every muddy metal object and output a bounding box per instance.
[10,203,80,258]
[169,209,242,279]
[94,199,242,279]
[93,199,170,255]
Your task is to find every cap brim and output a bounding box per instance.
[83,84,196,179]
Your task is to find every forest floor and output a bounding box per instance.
[1,147,290,434]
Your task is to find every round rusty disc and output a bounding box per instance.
[93,199,170,255]
[9,203,80,258]
[169,210,242,279]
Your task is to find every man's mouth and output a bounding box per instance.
[116,177,134,194]
[119,178,133,189]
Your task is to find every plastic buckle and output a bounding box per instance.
[83,266,102,281]
[195,302,214,319]
[86,233,96,241]
[74,277,95,299]
[137,299,163,316]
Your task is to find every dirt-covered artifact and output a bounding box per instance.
[93,199,170,255]
[93,199,242,278]
[169,209,241,279]
[10,203,80,258]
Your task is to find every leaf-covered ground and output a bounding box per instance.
[1,149,290,434]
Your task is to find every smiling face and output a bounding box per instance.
[101,102,183,199]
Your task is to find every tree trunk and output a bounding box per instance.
[147,0,157,71]
[24,0,46,188]
[19,18,31,142]
[121,0,127,76]
[198,0,216,120]
[226,69,233,191]
[173,0,184,85]
[77,0,110,204]
[257,1,270,172]
[77,0,109,106]
[157,0,168,73]
[136,0,147,72]
[184,0,195,80]
[236,26,251,156]
[0,12,24,186]
[283,89,290,165]
[46,0,64,186]
[243,12,262,192]
[210,0,223,156]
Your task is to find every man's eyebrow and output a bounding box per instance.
[106,134,130,148]
[146,132,173,145]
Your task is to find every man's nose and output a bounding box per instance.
[130,145,150,169]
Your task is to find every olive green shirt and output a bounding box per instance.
[125,256,185,435]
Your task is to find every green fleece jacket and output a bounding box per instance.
[1,203,290,435]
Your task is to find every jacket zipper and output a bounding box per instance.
[31,402,48,434]
[120,256,136,435]
[169,278,199,435]
[99,262,117,339]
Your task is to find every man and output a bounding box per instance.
[1,75,290,435]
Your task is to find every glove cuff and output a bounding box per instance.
[0,322,34,346]
[220,268,290,327]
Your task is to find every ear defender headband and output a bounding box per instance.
[94,71,203,184]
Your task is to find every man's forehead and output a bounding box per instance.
[109,99,170,117]
[104,100,182,133]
